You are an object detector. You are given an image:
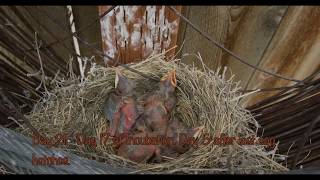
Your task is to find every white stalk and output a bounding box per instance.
[66,5,84,83]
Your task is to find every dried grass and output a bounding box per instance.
[16,53,288,174]
[0,164,14,174]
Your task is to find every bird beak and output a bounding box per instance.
[114,69,122,88]
[161,69,177,87]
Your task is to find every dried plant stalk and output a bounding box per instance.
[17,53,288,174]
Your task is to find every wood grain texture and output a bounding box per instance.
[99,6,181,66]
[0,127,135,174]
[0,6,76,126]
[221,6,287,88]
[178,6,287,86]
[72,6,104,65]
[179,6,230,70]
[175,6,189,59]
[244,6,320,107]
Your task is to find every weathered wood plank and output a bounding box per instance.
[99,6,181,65]
[0,127,136,174]
[179,6,230,70]
[73,6,104,65]
[175,6,189,59]
[178,6,287,88]
[0,6,76,126]
[221,6,287,88]
[244,6,320,107]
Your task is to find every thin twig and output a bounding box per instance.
[22,6,117,53]
[34,32,49,95]
[291,115,320,168]
[29,5,310,93]
[66,5,84,83]
[0,87,42,137]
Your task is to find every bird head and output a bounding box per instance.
[159,69,177,97]
[114,69,135,95]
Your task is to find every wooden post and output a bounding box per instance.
[98,6,181,66]
[244,6,320,107]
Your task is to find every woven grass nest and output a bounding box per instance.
[19,53,288,174]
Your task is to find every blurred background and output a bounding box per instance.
[0,6,319,169]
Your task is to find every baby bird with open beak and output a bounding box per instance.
[135,69,178,135]
[103,69,139,137]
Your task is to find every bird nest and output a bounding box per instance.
[17,53,288,174]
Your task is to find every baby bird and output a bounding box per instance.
[163,119,204,156]
[117,131,161,164]
[137,69,178,135]
[103,69,138,137]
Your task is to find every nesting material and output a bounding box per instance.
[18,53,288,174]
[0,164,13,174]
